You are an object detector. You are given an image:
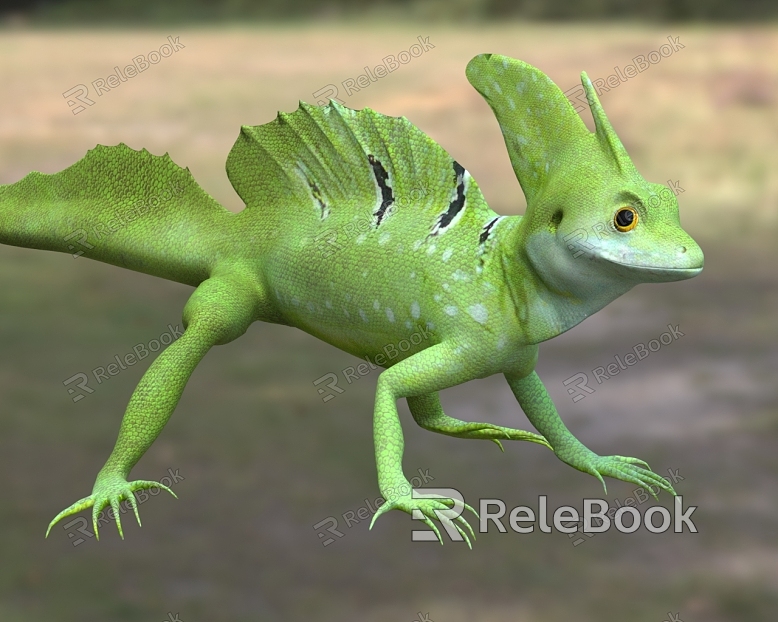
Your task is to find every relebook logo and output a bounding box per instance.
[408,489,698,543]
[478,495,697,535]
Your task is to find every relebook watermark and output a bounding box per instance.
[61,468,185,546]
[407,488,697,544]
[563,35,685,112]
[312,35,435,105]
[313,323,435,402]
[63,36,185,115]
[63,324,184,402]
[313,468,436,547]
[563,324,685,403]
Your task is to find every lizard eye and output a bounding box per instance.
[614,207,638,232]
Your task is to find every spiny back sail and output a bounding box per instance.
[225,100,495,239]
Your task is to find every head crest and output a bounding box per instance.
[580,72,637,176]
[466,54,639,205]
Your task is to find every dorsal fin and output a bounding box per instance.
[225,100,468,221]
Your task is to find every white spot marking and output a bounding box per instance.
[359,309,368,322]
[444,305,459,316]
[373,300,380,310]
[441,248,453,262]
[411,301,420,319]
[467,303,489,324]
[385,308,395,322]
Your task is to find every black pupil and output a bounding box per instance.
[616,209,634,228]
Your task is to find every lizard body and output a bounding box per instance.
[0,54,703,545]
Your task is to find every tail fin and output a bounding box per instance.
[0,144,232,286]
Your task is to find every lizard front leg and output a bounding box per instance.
[46,271,262,540]
[407,392,551,451]
[505,370,675,497]
[368,341,489,547]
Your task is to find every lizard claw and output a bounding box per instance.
[369,486,478,548]
[46,475,177,540]
[556,445,675,498]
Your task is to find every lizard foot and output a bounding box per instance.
[427,421,552,452]
[45,473,177,540]
[368,488,479,548]
[557,445,675,498]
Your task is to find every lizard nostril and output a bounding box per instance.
[679,246,687,254]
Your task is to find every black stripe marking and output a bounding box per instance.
[367,154,394,226]
[431,161,466,235]
[479,216,500,245]
[307,178,327,218]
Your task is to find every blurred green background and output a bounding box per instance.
[1,1,777,621]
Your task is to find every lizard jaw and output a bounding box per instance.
[604,258,703,283]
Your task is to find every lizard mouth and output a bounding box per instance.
[606,258,703,281]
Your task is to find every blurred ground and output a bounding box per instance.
[0,23,777,622]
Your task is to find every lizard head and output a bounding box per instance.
[466,54,703,300]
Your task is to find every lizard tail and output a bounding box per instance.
[0,144,234,287]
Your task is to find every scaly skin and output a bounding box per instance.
[0,54,703,545]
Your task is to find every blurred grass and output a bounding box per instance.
[0,23,777,622]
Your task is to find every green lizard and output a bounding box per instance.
[0,54,702,547]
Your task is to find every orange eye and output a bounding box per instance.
[614,207,638,232]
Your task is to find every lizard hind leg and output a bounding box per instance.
[407,392,551,451]
[45,271,266,541]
